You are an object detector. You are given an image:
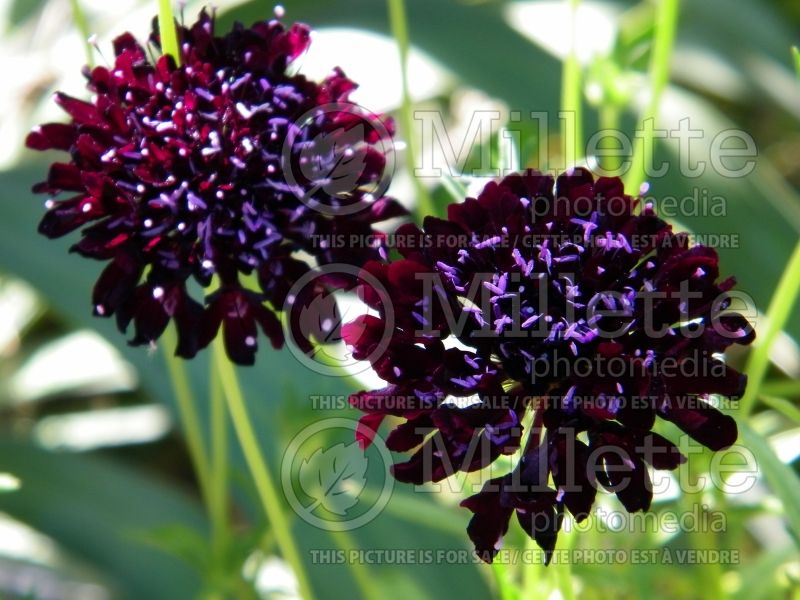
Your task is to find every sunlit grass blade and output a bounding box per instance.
[760,379,800,399]
[492,561,522,600]
[387,0,434,219]
[441,173,468,204]
[792,46,800,78]
[68,0,93,68]
[158,0,182,66]
[739,422,800,545]
[209,345,229,570]
[739,240,800,416]
[212,342,315,600]
[761,396,800,425]
[624,0,680,194]
[498,126,521,175]
[161,325,211,508]
[351,485,466,535]
[560,0,583,167]
[328,529,381,600]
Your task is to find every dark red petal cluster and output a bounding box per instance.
[27,10,404,364]
[344,168,755,561]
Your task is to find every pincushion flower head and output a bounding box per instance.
[343,168,755,562]
[26,9,404,365]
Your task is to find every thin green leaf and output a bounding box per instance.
[761,396,800,425]
[158,0,181,66]
[491,561,522,600]
[553,531,576,600]
[561,0,583,166]
[68,0,93,68]
[0,440,206,597]
[354,485,466,536]
[761,379,800,399]
[440,173,468,204]
[132,524,212,572]
[387,0,434,220]
[739,422,800,545]
[624,0,680,194]
[740,241,800,416]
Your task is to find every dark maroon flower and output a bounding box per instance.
[344,168,754,561]
[26,9,404,364]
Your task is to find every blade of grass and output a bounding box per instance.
[761,396,800,425]
[161,325,212,508]
[351,486,466,536]
[492,561,522,600]
[740,422,800,544]
[760,379,800,399]
[441,173,468,204]
[623,0,680,194]
[498,126,521,175]
[68,0,93,68]
[387,0,434,219]
[552,528,576,600]
[328,529,381,600]
[739,241,800,416]
[158,0,182,66]
[792,46,800,77]
[521,535,543,597]
[209,344,229,574]
[561,0,583,167]
[212,341,315,600]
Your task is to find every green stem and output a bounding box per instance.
[598,104,621,174]
[68,0,93,68]
[161,325,212,507]
[521,534,543,598]
[328,530,380,600]
[387,0,434,220]
[760,379,800,399]
[157,0,182,66]
[681,491,726,600]
[761,395,800,424]
[209,345,229,568]
[561,0,583,167]
[212,348,315,600]
[740,240,800,416]
[792,46,800,78]
[552,528,576,600]
[623,0,680,194]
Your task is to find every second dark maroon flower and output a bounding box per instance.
[343,168,754,562]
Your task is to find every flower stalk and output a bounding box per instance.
[212,345,316,600]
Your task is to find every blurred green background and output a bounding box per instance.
[0,0,799,598]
